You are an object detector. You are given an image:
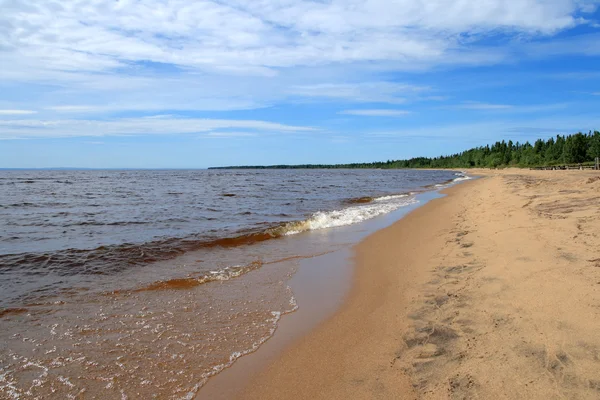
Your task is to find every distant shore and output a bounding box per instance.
[235,169,600,399]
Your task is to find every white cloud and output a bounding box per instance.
[0,109,37,115]
[365,115,600,141]
[455,102,514,110]
[46,105,107,113]
[521,32,600,59]
[0,116,316,139]
[339,109,412,117]
[32,74,273,112]
[421,96,450,102]
[0,0,598,120]
[0,0,594,79]
[290,82,428,104]
[450,101,568,112]
[576,0,600,14]
[203,131,259,138]
[545,71,600,80]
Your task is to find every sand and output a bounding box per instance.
[239,169,600,399]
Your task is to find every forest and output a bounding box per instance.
[211,131,600,169]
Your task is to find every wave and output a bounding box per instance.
[435,172,472,187]
[452,175,471,182]
[109,251,335,298]
[345,196,375,204]
[0,193,419,279]
[374,194,410,202]
[0,231,279,276]
[126,261,263,293]
[10,220,153,228]
[0,307,28,318]
[1,261,270,316]
[269,194,416,236]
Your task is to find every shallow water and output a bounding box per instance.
[0,169,463,399]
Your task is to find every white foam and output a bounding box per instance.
[183,288,298,400]
[373,194,409,202]
[281,195,418,235]
[434,173,472,188]
[452,176,471,182]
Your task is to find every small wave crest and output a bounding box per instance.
[452,175,471,182]
[449,172,472,184]
[269,194,417,236]
[373,194,409,202]
[345,196,374,204]
[128,261,263,293]
[0,307,28,318]
[0,189,429,298]
[436,172,472,187]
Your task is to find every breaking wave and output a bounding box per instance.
[0,193,418,280]
[126,261,264,293]
[435,172,472,187]
[271,193,416,235]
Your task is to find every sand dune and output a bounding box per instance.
[241,170,600,399]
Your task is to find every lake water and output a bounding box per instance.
[0,169,464,399]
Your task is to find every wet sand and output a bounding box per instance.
[197,191,444,399]
[239,169,600,399]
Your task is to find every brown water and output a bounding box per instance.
[0,169,467,399]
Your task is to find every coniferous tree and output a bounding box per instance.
[210,131,600,169]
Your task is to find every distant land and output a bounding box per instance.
[0,168,207,171]
[210,131,600,170]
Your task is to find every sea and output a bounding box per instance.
[0,169,467,399]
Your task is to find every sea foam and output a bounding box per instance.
[276,194,417,236]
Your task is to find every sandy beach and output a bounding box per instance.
[239,169,600,399]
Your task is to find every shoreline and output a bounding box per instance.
[196,189,450,399]
[0,169,463,399]
[234,169,600,399]
[234,178,473,399]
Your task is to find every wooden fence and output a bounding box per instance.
[530,157,600,170]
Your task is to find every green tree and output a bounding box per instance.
[563,132,588,164]
[588,131,600,160]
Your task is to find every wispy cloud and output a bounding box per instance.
[0,0,599,165]
[202,131,259,138]
[1,0,596,91]
[331,135,352,143]
[420,96,449,102]
[0,117,316,139]
[46,106,107,113]
[290,82,428,104]
[545,71,600,80]
[0,0,597,125]
[521,32,600,59]
[454,102,513,110]
[365,116,600,142]
[339,109,412,117]
[448,101,568,112]
[0,109,37,115]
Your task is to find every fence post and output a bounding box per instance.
[596,157,599,170]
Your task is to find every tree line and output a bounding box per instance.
[210,131,600,169]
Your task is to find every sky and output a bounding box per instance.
[1,0,600,168]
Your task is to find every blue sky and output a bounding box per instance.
[1,0,600,168]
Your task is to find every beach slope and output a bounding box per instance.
[241,170,600,399]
